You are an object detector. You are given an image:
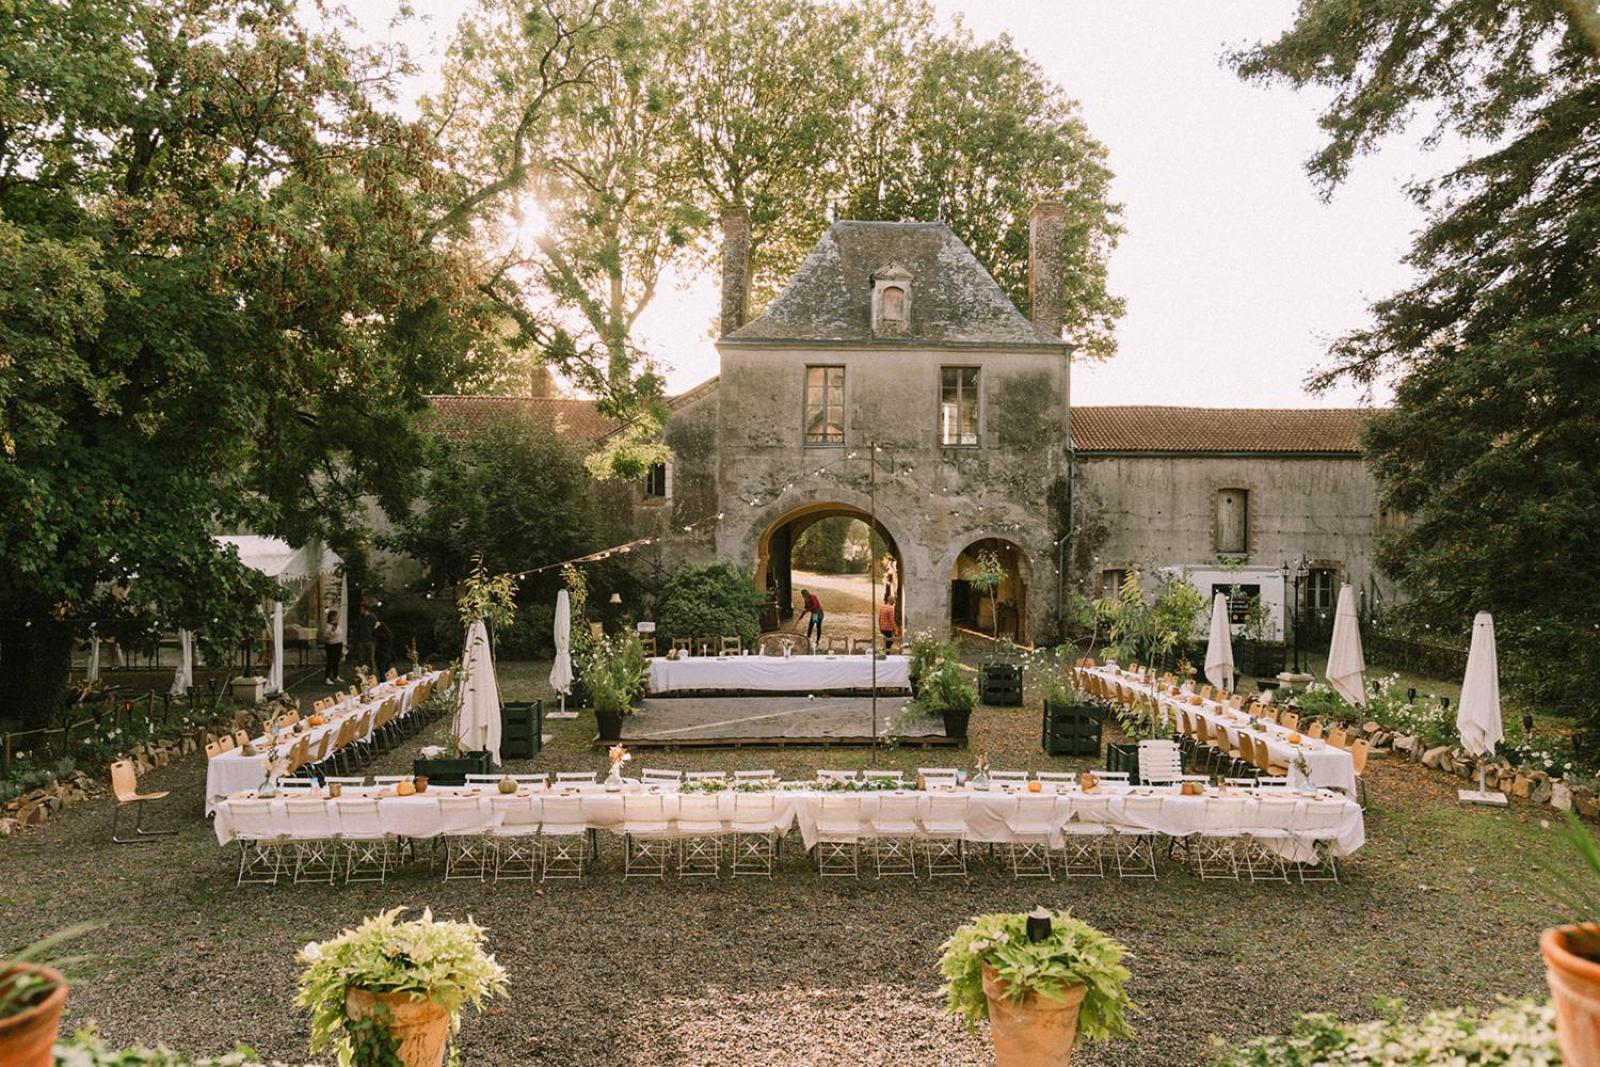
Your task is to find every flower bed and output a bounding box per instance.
[1209,1000,1557,1066]
[54,1028,278,1066]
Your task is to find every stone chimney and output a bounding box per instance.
[719,205,752,335]
[528,363,553,397]
[1028,201,1066,341]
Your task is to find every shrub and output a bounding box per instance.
[55,1028,275,1065]
[911,658,976,713]
[655,563,763,648]
[496,603,554,660]
[1208,999,1556,1066]
[580,631,647,715]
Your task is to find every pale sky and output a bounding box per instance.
[350,0,1454,408]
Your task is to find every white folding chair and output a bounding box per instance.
[556,771,598,785]
[1188,797,1246,881]
[284,798,339,884]
[1291,800,1348,883]
[919,795,969,877]
[1004,796,1058,879]
[373,775,411,786]
[923,776,959,790]
[1138,739,1184,786]
[228,800,286,886]
[488,795,540,881]
[1243,796,1300,883]
[816,770,858,784]
[918,767,958,780]
[815,795,863,878]
[1059,795,1109,878]
[684,771,728,784]
[869,795,920,878]
[733,769,776,782]
[322,776,368,788]
[675,794,725,878]
[641,768,684,784]
[1108,795,1163,878]
[989,771,1030,785]
[1095,771,1132,785]
[730,794,780,878]
[1035,771,1078,784]
[464,774,503,786]
[621,794,672,880]
[436,796,490,882]
[863,769,905,785]
[540,796,589,881]
[336,798,396,884]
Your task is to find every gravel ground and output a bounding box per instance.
[0,660,1582,1066]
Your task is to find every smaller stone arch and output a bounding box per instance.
[947,536,1031,643]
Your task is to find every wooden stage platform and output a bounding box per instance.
[594,694,958,749]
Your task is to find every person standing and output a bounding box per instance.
[350,602,376,676]
[320,608,345,685]
[801,588,824,646]
[374,618,396,679]
[877,593,897,652]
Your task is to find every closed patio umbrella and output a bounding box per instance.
[267,601,284,695]
[549,590,573,714]
[455,619,502,765]
[1325,584,1367,707]
[170,628,193,698]
[1204,592,1234,692]
[1457,611,1507,806]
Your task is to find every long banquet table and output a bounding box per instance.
[203,671,442,814]
[212,780,1365,860]
[646,653,911,694]
[1084,665,1359,794]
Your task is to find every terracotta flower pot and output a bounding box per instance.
[345,987,452,1067]
[0,965,69,1067]
[1543,925,1600,1067]
[981,964,1087,1067]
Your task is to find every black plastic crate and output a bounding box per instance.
[1041,700,1103,757]
[500,699,543,760]
[979,662,1023,706]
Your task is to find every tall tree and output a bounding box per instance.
[0,0,490,725]
[1232,3,1600,727]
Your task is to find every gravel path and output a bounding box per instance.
[0,663,1581,1066]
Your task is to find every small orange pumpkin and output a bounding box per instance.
[1027,780,1042,793]
[394,779,416,797]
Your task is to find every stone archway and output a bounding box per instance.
[753,501,905,643]
[949,537,1031,643]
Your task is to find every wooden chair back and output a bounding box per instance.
[1349,737,1370,775]
[109,760,139,803]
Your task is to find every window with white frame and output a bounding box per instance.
[643,462,671,500]
[1307,567,1337,613]
[1100,568,1128,599]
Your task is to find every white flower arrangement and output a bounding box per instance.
[1212,999,1557,1066]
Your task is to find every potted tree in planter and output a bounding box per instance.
[1542,814,1600,1066]
[582,630,647,741]
[913,656,978,743]
[298,907,508,1067]
[0,923,97,1067]
[941,909,1133,1066]
[1033,645,1102,757]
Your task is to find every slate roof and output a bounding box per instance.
[426,395,618,442]
[1071,406,1369,455]
[723,221,1059,348]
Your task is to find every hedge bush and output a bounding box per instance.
[655,563,764,648]
[1209,1000,1556,1066]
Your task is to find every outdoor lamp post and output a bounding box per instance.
[1292,556,1309,673]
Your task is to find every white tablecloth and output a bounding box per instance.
[212,782,1364,860]
[647,655,911,694]
[203,672,441,813]
[1086,667,1359,794]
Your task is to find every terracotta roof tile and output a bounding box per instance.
[426,395,619,442]
[1071,406,1369,454]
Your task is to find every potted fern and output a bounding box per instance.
[941,909,1133,1066]
[582,631,647,741]
[1542,814,1600,1066]
[298,908,508,1067]
[0,923,98,1067]
[912,657,977,743]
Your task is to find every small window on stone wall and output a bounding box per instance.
[1100,569,1128,599]
[1215,488,1249,555]
[643,462,670,500]
[880,285,906,321]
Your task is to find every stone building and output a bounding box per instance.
[425,205,1393,645]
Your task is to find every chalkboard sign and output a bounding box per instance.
[1211,584,1260,625]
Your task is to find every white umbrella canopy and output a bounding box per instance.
[267,601,285,695]
[1325,584,1367,707]
[549,590,573,702]
[1204,593,1234,692]
[455,619,503,765]
[1458,612,1504,758]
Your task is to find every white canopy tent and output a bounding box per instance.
[1203,593,1235,692]
[456,619,502,765]
[216,535,345,695]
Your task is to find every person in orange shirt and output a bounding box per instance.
[877,593,897,652]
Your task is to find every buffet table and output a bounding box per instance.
[646,654,911,694]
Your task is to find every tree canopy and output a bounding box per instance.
[0,0,493,724]
[1232,2,1600,727]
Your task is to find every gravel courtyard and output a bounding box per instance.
[0,662,1581,1066]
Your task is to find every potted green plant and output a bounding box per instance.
[913,657,977,742]
[1542,814,1600,1066]
[907,630,950,697]
[298,907,508,1067]
[941,909,1133,1066]
[0,923,98,1067]
[582,630,647,741]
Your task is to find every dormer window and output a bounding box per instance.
[871,264,912,336]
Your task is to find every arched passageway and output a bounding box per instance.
[950,538,1029,643]
[754,503,903,646]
